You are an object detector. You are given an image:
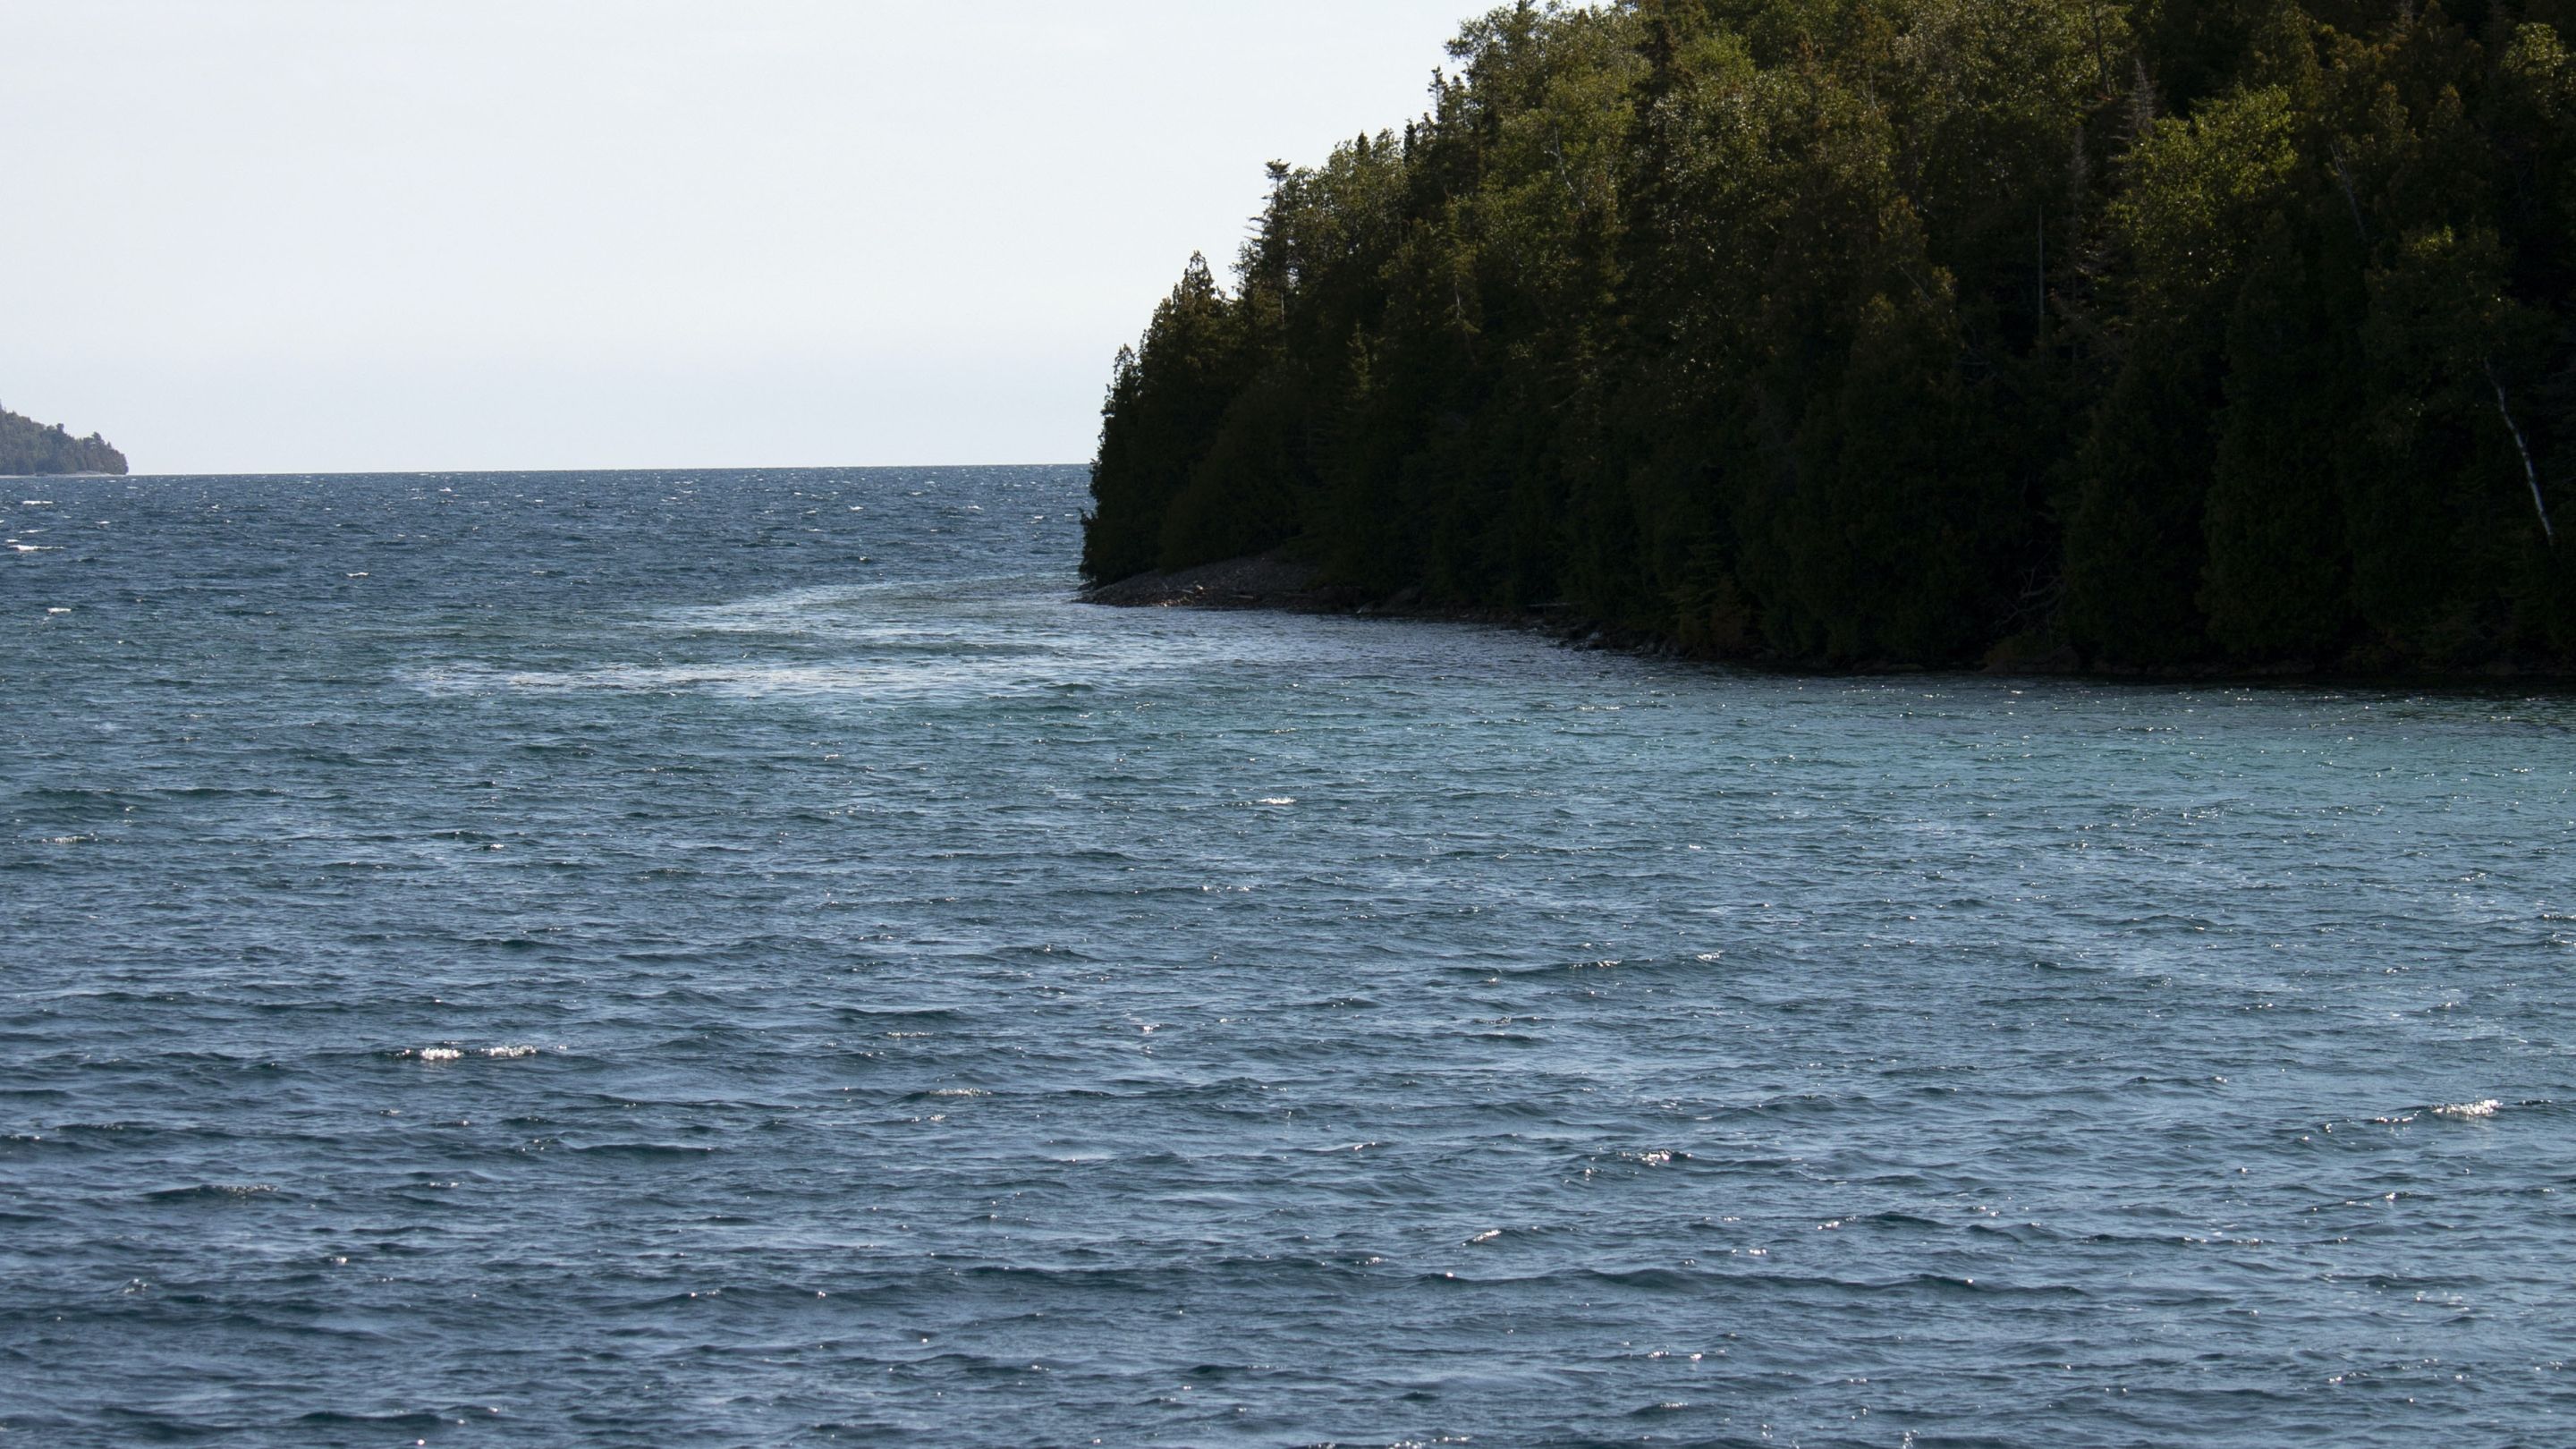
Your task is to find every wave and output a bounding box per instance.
[142,1183,280,1201]
[2368,1098,2521,1125]
[394,1045,546,1063]
[2429,1098,2504,1120]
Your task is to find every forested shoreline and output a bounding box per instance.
[1082,0,2576,673]
[1,406,127,477]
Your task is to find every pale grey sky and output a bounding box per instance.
[2,0,1486,473]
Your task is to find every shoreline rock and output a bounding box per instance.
[1079,550,1633,648]
[1078,553,2576,684]
[1078,552,1349,611]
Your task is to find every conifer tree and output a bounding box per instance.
[1083,0,2576,674]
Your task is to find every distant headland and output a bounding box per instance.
[1081,1,2576,677]
[1,405,127,476]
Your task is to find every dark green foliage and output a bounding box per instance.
[1080,255,1250,584]
[2199,224,2357,659]
[1084,0,2576,673]
[0,406,126,476]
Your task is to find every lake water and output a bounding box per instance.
[4,466,2572,1446]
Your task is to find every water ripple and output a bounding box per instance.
[3,467,2571,1446]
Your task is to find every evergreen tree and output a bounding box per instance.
[1083,0,2576,674]
[0,405,128,477]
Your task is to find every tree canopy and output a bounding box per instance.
[1083,0,2576,673]
[0,405,127,477]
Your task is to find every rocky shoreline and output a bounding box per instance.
[1075,549,2071,664]
[1078,552,1348,611]
[1077,552,2576,682]
[1078,549,1650,651]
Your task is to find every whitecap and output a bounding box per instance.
[2430,1099,2503,1120]
[395,1043,542,1062]
[1258,797,1297,807]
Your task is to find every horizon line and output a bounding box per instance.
[10,461,1094,480]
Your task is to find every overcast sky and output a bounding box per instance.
[2,1,1485,473]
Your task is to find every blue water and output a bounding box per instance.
[4,466,2573,1447]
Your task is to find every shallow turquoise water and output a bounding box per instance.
[4,466,2572,1446]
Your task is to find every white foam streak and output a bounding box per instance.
[400,1044,544,1063]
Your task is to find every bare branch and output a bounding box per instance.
[2488,359,2555,546]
